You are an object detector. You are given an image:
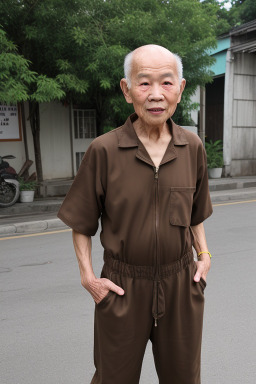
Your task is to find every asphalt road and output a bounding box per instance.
[1,199,256,384]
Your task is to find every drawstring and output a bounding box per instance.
[152,280,165,327]
[153,280,159,327]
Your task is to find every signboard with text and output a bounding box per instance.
[0,104,22,141]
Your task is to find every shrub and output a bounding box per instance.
[205,139,223,168]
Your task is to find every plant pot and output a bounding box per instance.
[20,190,35,203]
[208,168,222,179]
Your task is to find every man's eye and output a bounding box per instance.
[140,82,149,86]
[163,81,172,85]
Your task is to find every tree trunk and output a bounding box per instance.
[20,102,29,161]
[29,101,43,182]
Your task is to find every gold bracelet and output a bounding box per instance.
[197,251,212,259]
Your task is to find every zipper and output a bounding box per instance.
[154,166,160,326]
[154,166,159,179]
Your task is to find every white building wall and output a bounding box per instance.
[231,53,256,175]
[39,102,72,180]
[223,49,234,176]
[0,102,73,180]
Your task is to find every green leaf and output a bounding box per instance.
[100,79,111,90]
[31,75,66,102]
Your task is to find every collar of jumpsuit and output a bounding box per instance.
[118,112,188,150]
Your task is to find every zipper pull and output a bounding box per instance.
[154,166,159,179]
[154,317,158,327]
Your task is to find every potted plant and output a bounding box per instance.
[18,178,38,203]
[205,139,223,179]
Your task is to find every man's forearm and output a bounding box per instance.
[190,222,211,281]
[190,222,209,255]
[72,229,125,303]
[72,230,96,288]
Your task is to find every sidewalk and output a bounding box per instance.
[0,176,256,236]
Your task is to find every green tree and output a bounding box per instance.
[0,0,88,181]
[201,1,232,35]
[203,0,256,34]
[1,0,219,180]
[229,0,256,25]
[0,27,35,103]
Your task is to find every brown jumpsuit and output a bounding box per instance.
[58,113,213,384]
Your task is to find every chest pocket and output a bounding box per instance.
[169,187,196,227]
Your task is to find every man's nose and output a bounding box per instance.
[148,84,164,101]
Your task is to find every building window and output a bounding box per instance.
[73,109,96,139]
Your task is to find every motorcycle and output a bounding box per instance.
[0,155,20,208]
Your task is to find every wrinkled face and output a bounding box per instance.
[121,48,186,128]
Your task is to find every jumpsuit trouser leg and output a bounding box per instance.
[91,253,206,384]
[150,260,205,384]
[91,272,153,384]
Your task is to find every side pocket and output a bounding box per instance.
[199,277,207,293]
[193,261,207,294]
[96,290,113,307]
[169,187,196,227]
[95,269,116,307]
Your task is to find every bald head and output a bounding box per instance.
[124,45,183,88]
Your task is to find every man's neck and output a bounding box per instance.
[133,119,171,143]
[133,119,172,167]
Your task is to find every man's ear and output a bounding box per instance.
[177,78,186,104]
[120,78,133,104]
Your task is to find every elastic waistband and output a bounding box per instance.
[103,251,194,280]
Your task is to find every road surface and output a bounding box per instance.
[1,199,256,383]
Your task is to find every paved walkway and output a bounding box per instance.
[0,176,256,235]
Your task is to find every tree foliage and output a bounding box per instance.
[0,0,89,181]
[0,0,220,179]
[202,0,256,35]
[0,0,219,126]
[0,27,36,103]
[228,0,256,26]
[0,1,89,103]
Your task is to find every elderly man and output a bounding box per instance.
[58,44,212,384]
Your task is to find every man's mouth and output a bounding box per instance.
[147,108,165,112]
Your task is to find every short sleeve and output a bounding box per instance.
[190,142,213,226]
[57,143,105,236]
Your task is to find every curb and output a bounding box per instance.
[0,218,68,236]
[210,187,256,203]
[209,180,256,192]
[0,200,62,216]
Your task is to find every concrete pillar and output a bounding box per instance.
[199,86,206,146]
[69,102,75,178]
[223,49,234,176]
